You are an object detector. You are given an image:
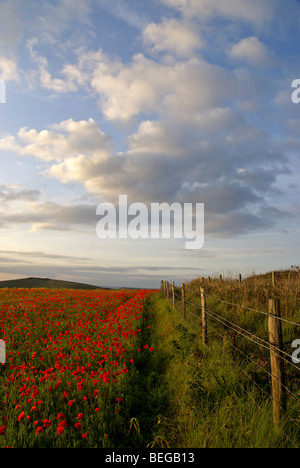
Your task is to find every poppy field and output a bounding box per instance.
[0,287,157,448]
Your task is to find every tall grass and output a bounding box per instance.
[150,271,300,448]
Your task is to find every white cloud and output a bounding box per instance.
[230,36,272,67]
[0,184,40,204]
[0,0,296,243]
[88,52,241,122]
[90,53,168,122]
[0,55,18,81]
[0,118,113,163]
[0,110,291,238]
[26,38,78,93]
[161,0,277,26]
[143,18,204,57]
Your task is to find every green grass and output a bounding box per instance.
[147,292,300,448]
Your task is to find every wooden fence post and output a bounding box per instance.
[160,280,164,293]
[181,283,186,320]
[219,274,223,283]
[272,271,276,287]
[167,281,169,300]
[172,282,175,310]
[268,299,286,428]
[201,287,208,345]
[239,274,242,285]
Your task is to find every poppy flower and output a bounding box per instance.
[42,419,52,428]
[17,411,25,421]
[58,421,68,428]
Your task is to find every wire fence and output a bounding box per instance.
[161,280,300,448]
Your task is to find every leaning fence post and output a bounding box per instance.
[201,287,208,345]
[268,299,286,428]
[181,283,186,320]
[172,282,175,310]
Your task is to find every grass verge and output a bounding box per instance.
[147,294,300,448]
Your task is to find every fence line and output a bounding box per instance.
[180,294,300,405]
[205,292,300,328]
[204,320,300,449]
[180,294,300,370]
[161,276,300,328]
[161,279,300,446]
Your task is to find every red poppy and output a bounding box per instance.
[58,420,68,428]
[17,411,25,421]
[42,419,52,428]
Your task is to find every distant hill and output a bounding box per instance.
[0,277,105,290]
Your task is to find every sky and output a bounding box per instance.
[0,0,300,288]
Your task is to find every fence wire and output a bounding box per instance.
[164,284,300,447]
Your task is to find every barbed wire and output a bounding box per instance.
[174,290,300,372]
[205,320,300,448]
[163,287,300,446]
[173,290,300,447]
[203,292,300,328]
[171,283,300,327]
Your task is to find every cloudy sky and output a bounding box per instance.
[0,0,300,288]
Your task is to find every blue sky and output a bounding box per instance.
[0,0,300,288]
